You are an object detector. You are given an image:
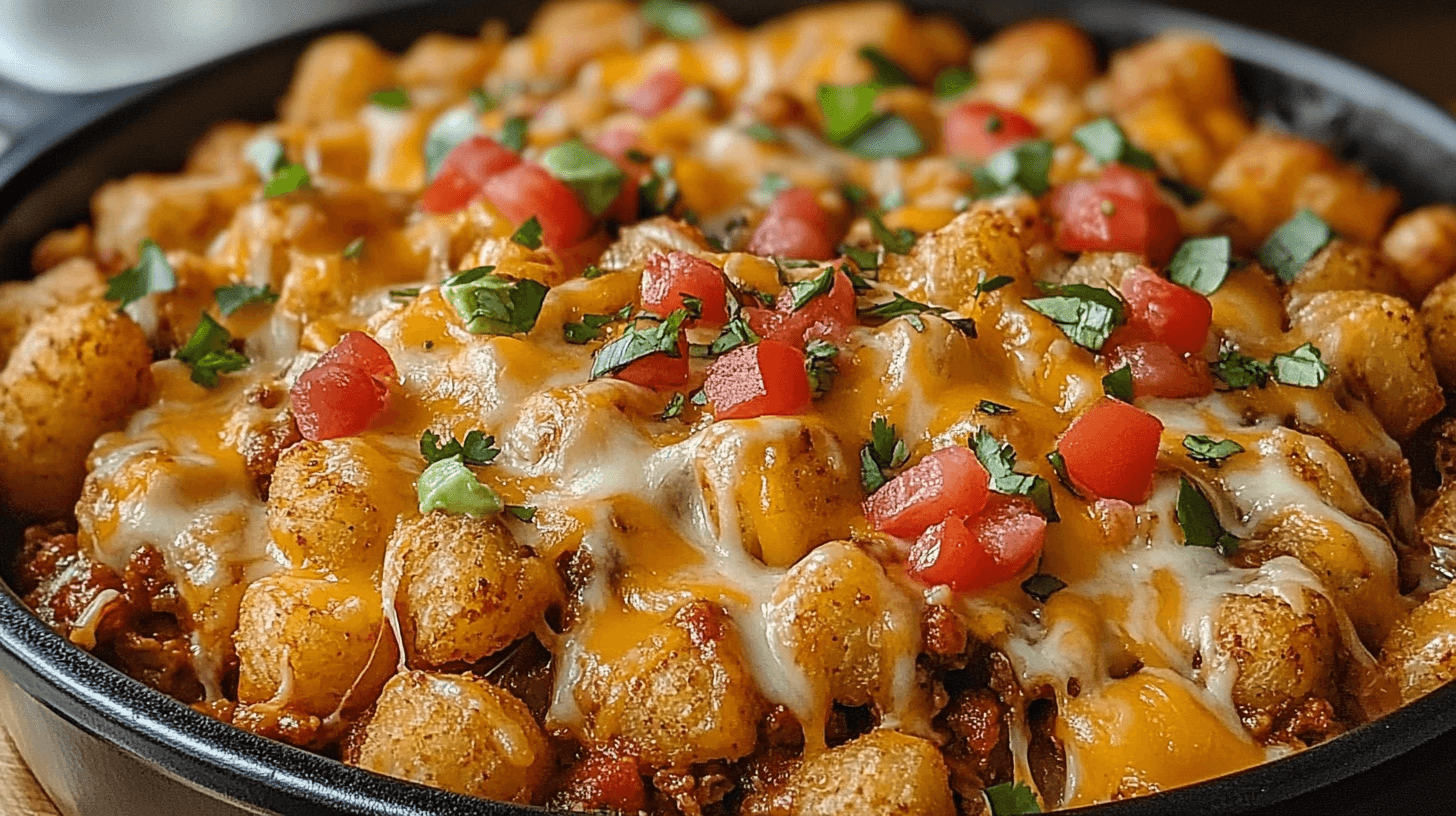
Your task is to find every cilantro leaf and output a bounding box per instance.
[708,315,761,355]
[105,238,177,308]
[264,162,311,198]
[639,154,681,216]
[1046,450,1083,499]
[977,400,1013,415]
[847,114,925,159]
[176,313,249,387]
[590,309,690,379]
[441,266,549,335]
[804,339,839,397]
[1168,236,1232,295]
[343,236,366,261]
[869,211,917,254]
[1270,342,1329,387]
[1259,209,1333,283]
[641,0,708,39]
[860,416,910,494]
[785,267,836,311]
[1021,573,1067,604]
[368,88,410,110]
[469,89,499,113]
[213,283,278,316]
[858,293,947,325]
[510,216,544,249]
[660,392,687,420]
[1072,117,1156,171]
[420,429,500,466]
[858,45,914,87]
[505,504,538,522]
[564,304,632,344]
[416,455,502,517]
[976,140,1055,197]
[975,275,1014,296]
[1102,364,1134,402]
[971,429,1058,521]
[540,140,626,216]
[816,83,880,144]
[1211,349,1270,389]
[933,66,975,99]
[985,781,1042,815]
[1183,435,1244,467]
[499,115,528,153]
[583,264,606,279]
[389,288,421,301]
[1176,477,1239,555]
[1159,176,1204,205]
[1025,283,1125,351]
[425,106,482,180]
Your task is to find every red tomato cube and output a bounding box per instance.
[865,446,992,538]
[627,69,686,118]
[640,251,730,326]
[703,339,813,419]
[1105,341,1213,400]
[290,363,389,441]
[1056,397,1164,503]
[481,162,596,250]
[943,101,1040,161]
[420,136,521,214]
[908,496,1046,592]
[317,331,397,381]
[1117,266,1212,356]
[747,188,838,261]
[1053,188,1182,265]
[592,127,645,224]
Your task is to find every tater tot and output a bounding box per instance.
[1385,204,1456,302]
[879,205,1033,312]
[1215,589,1340,736]
[1107,34,1238,114]
[279,33,396,125]
[778,729,957,816]
[396,32,497,96]
[90,174,253,264]
[235,571,389,718]
[576,601,764,768]
[383,511,556,667]
[1420,275,1456,390]
[353,671,552,802]
[0,302,151,519]
[1290,290,1444,439]
[1291,168,1400,246]
[1286,239,1405,304]
[974,20,1097,90]
[0,257,106,365]
[1379,584,1456,706]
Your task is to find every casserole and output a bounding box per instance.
[3,1,1456,814]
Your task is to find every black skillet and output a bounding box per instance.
[2,1,1456,814]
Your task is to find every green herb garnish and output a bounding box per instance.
[590,309,690,379]
[1270,342,1329,387]
[420,429,500,466]
[1259,209,1333,283]
[743,122,781,143]
[176,313,249,387]
[785,267,836,311]
[1072,117,1156,170]
[540,140,627,216]
[105,238,177,308]
[1211,349,1270,389]
[416,455,503,517]
[707,315,761,355]
[860,416,910,494]
[499,115,528,153]
[264,162,311,198]
[985,781,1042,815]
[868,211,917,254]
[1102,363,1134,401]
[505,505,538,522]
[510,216,544,250]
[1021,573,1067,604]
[368,88,410,110]
[641,0,709,39]
[1176,477,1238,555]
[971,428,1058,521]
[213,283,278,316]
[424,107,482,180]
[975,139,1055,197]
[660,392,687,419]
[857,45,914,88]
[1168,236,1232,295]
[441,266,549,335]
[564,304,633,344]
[1025,283,1125,351]
[805,339,839,397]
[933,66,975,99]
[977,400,1013,415]
[343,236,366,261]
[1182,435,1244,467]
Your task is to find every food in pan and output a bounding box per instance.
[7,0,1456,812]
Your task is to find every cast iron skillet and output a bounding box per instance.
[2,1,1456,814]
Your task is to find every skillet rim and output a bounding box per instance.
[2,1,1456,814]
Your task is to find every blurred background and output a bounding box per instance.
[0,0,1452,104]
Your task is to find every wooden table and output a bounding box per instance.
[0,723,59,816]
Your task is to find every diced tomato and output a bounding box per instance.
[640,251,730,326]
[907,496,1046,592]
[747,188,838,261]
[1105,341,1213,399]
[554,752,646,813]
[481,162,596,250]
[615,333,689,389]
[1115,266,1212,356]
[1056,397,1164,503]
[1049,164,1181,264]
[746,268,857,349]
[317,331,397,381]
[593,127,646,224]
[291,364,389,442]
[627,69,686,118]
[420,136,521,214]
[943,101,1040,161]
[703,339,812,419]
[865,446,992,538]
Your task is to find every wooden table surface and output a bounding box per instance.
[1,723,59,816]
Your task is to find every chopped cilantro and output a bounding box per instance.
[583,264,606,279]
[857,45,914,88]
[590,309,690,379]
[971,429,1058,521]
[1025,283,1125,351]
[213,283,278,316]
[368,87,410,110]
[1102,363,1134,402]
[540,140,626,216]
[1072,117,1156,171]
[264,162,311,198]
[1211,349,1270,389]
[975,275,1014,296]
[1021,573,1067,604]
[860,416,910,494]
[846,114,925,159]
[510,216,544,249]
[564,304,633,344]
[1159,176,1204,205]
[389,288,421,301]
[804,339,839,397]
[1183,435,1244,467]
[1168,236,1232,295]
[420,429,500,466]
[1270,342,1329,387]
[933,66,975,99]
[499,115,528,153]
[416,455,503,517]
[1176,477,1238,555]
[660,392,687,420]
[343,236,366,261]
[469,89,498,113]
[743,122,781,143]
[639,154,681,216]
[105,238,177,308]
[977,400,1013,415]
[641,0,709,39]
[505,504,538,522]
[176,313,249,387]
[985,781,1042,815]
[858,293,948,327]
[1046,450,1083,499]
[786,267,836,311]
[1259,209,1333,283]
[868,211,917,254]
[975,139,1055,198]
[815,83,924,159]
[424,106,482,180]
[840,244,880,271]
[441,266,549,335]
[707,315,761,355]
